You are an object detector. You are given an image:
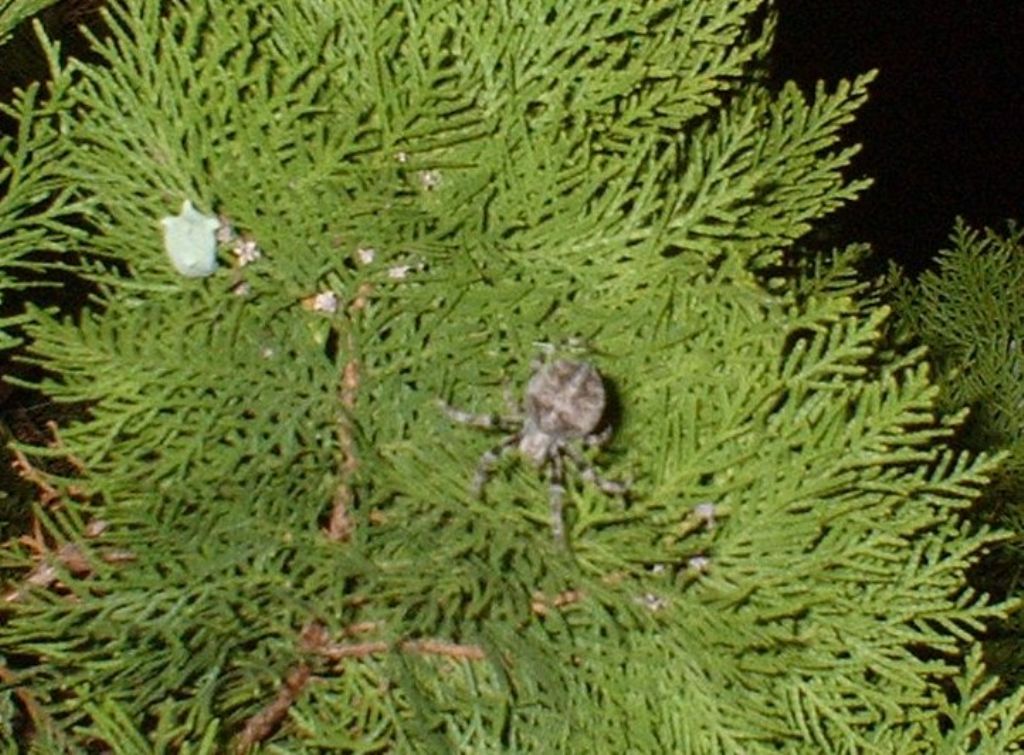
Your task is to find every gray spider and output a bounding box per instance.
[441,359,627,541]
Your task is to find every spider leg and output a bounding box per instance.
[502,382,520,415]
[547,450,568,543]
[565,443,628,496]
[584,425,613,448]
[439,400,518,432]
[471,434,521,496]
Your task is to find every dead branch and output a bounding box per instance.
[44,420,87,473]
[3,521,136,603]
[400,639,486,661]
[324,289,371,543]
[0,662,69,750]
[301,620,486,663]
[10,447,62,506]
[531,588,585,616]
[234,664,312,754]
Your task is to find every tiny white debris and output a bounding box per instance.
[418,169,442,190]
[232,281,252,297]
[215,215,236,244]
[693,502,717,529]
[396,151,409,163]
[388,264,413,280]
[84,519,109,537]
[312,291,339,313]
[356,246,376,265]
[233,238,261,266]
[260,345,275,359]
[688,555,711,573]
[635,592,669,612]
[160,199,220,278]
[27,563,58,587]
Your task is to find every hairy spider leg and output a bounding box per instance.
[471,433,524,496]
[546,445,568,542]
[440,400,525,494]
[585,425,613,448]
[439,401,519,431]
[565,442,629,496]
[545,440,626,543]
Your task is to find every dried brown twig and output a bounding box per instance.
[531,588,585,616]
[3,518,135,603]
[9,419,88,506]
[324,282,373,542]
[300,620,486,662]
[10,447,62,506]
[234,665,312,755]
[0,660,75,751]
[235,619,485,751]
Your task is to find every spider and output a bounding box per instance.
[441,359,627,541]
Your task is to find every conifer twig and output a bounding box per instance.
[232,622,335,752]
[324,283,372,542]
[311,638,487,661]
[44,420,86,472]
[399,639,486,661]
[325,358,359,541]
[0,662,69,750]
[318,640,390,658]
[233,619,395,751]
[10,419,88,506]
[301,620,486,662]
[3,518,135,602]
[10,447,61,506]
[0,662,46,732]
[531,588,585,615]
[234,614,486,753]
[234,664,312,755]
[340,620,381,636]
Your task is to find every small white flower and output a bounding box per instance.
[233,238,261,266]
[232,281,252,297]
[312,291,339,313]
[396,151,409,163]
[260,345,275,359]
[356,246,376,265]
[388,264,413,280]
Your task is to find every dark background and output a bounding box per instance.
[773,1,1024,272]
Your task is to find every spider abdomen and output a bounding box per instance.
[524,360,606,439]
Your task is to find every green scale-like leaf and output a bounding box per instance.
[1,1,1020,752]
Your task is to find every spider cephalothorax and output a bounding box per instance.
[442,359,627,541]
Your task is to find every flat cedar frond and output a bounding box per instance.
[0,1,60,44]
[1,1,1021,752]
[0,72,88,351]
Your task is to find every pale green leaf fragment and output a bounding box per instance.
[159,199,219,278]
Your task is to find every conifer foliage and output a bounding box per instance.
[0,0,83,353]
[887,220,1024,693]
[888,221,1024,496]
[1,1,1023,751]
